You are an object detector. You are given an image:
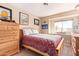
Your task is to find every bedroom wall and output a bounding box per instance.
[40,17,49,34]
[40,9,79,34]
[0,3,41,31]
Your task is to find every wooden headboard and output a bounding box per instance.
[20,28,38,39]
[20,29,23,40]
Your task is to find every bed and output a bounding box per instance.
[20,28,64,56]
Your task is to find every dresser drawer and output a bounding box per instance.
[0,26,7,31]
[0,37,19,44]
[0,51,5,56]
[0,41,19,53]
[0,30,18,35]
[7,26,18,30]
[5,49,19,56]
[0,47,19,56]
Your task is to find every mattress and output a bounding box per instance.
[22,34,62,56]
[31,34,62,47]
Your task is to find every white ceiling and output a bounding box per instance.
[10,3,78,17]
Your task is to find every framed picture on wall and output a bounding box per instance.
[19,12,29,25]
[34,18,39,25]
[0,6,12,21]
[42,24,48,29]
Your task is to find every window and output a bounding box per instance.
[54,20,73,33]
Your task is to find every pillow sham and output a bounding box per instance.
[32,29,39,34]
[23,28,33,35]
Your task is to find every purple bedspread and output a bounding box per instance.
[22,35,62,56]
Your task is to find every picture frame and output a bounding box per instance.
[34,18,39,25]
[42,24,48,29]
[0,6,12,21]
[19,12,29,25]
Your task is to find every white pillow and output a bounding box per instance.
[23,28,33,35]
[32,29,39,34]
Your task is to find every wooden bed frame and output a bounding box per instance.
[20,30,64,56]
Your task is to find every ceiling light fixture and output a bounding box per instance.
[43,3,48,6]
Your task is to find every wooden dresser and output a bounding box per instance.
[72,34,79,55]
[0,21,19,56]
